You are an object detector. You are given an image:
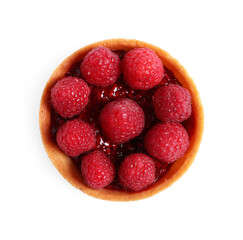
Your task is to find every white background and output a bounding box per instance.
[0,0,243,239]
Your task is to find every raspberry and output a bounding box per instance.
[51,76,90,118]
[81,151,115,189]
[118,153,155,191]
[80,47,121,87]
[144,123,189,163]
[152,84,192,122]
[99,98,145,144]
[56,119,96,157]
[122,48,164,90]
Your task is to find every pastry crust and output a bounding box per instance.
[39,39,204,201]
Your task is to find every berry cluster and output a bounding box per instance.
[51,47,192,191]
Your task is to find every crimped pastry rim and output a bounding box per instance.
[39,39,204,201]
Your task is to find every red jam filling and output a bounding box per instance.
[51,50,194,191]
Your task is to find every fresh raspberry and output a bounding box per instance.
[152,84,192,122]
[80,47,121,87]
[122,48,164,90]
[56,119,96,157]
[118,153,155,191]
[51,76,90,118]
[81,151,115,189]
[144,123,189,163]
[99,98,145,144]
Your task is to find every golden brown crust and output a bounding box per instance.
[39,39,204,201]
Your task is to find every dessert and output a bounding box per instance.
[39,39,204,201]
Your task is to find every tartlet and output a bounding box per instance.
[39,39,204,201]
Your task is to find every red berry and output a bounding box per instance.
[122,48,164,90]
[51,76,90,118]
[118,153,155,191]
[144,123,189,163]
[99,98,145,144]
[80,47,121,87]
[81,151,115,189]
[56,119,96,157]
[152,84,192,122]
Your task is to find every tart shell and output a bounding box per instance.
[39,39,204,201]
